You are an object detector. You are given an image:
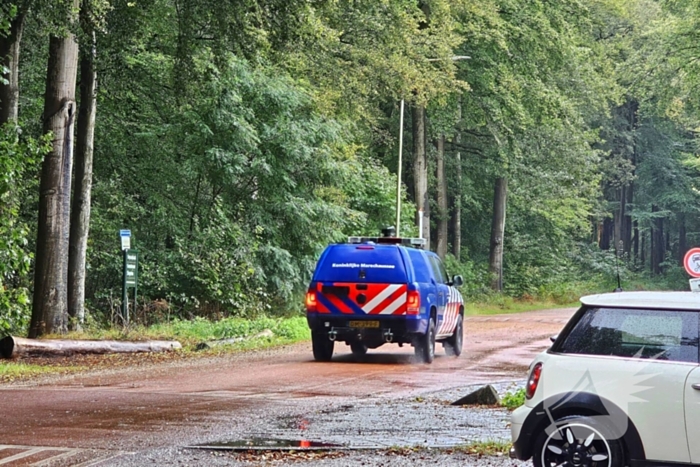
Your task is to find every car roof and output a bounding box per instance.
[580,291,700,311]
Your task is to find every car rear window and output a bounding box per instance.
[313,244,408,283]
[557,307,700,363]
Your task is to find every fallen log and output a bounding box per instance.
[0,336,182,359]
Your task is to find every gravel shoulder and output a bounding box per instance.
[107,447,531,467]
[99,380,531,466]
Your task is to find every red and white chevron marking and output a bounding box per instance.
[437,287,462,336]
[364,284,407,315]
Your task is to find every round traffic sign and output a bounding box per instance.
[684,248,700,278]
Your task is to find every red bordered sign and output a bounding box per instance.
[684,248,700,278]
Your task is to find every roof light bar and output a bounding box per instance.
[347,237,426,247]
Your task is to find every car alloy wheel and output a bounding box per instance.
[536,417,623,467]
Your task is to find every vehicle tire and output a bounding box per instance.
[444,314,463,357]
[311,332,334,362]
[414,317,436,363]
[350,342,368,356]
[533,415,625,467]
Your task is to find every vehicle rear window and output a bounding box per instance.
[313,244,408,283]
[558,307,699,363]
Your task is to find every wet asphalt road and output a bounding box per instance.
[0,308,575,466]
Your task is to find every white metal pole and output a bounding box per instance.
[418,208,424,240]
[396,99,405,237]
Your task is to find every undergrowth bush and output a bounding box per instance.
[0,124,47,335]
[443,253,489,297]
[501,388,526,410]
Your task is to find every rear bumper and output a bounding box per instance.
[510,405,532,460]
[307,314,427,344]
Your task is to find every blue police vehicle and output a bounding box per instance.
[305,232,464,363]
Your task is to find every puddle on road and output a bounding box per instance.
[277,415,313,430]
[190,438,345,451]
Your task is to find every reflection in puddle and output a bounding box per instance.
[277,415,312,430]
[192,438,343,451]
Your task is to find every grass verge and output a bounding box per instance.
[464,297,578,316]
[0,362,85,383]
[458,440,512,456]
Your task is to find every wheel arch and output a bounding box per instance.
[516,391,645,462]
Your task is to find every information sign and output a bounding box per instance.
[125,251,138,287]
[121,248,138,325]
[690,278,700,293]
[120,229,131,251]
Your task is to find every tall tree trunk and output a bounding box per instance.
[624,100,637,256]
[650,205,664,276]
[68,12,96,330]
[30,3,80,338]
[614,188,624,254]
[0,5,26,124]
[174,0,195,102]
[435,135,447,259]
[451,141,461,258]
[623,184,634,256]
[632,220,639,265]
[600,217,612,250]
[489,177,507,292]
[412,105,429,248]
[592,221,598,244]
[640,231,646,269]
[679,213,687,266]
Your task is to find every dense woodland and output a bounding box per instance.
[2,0,700,336]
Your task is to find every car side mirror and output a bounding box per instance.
[550,335,558,343]
[452,275,464,287]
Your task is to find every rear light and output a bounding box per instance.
[305,290,317,312]
[406,290,420,315]
[525,362,543,399]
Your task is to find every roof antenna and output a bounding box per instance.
[614,241,623,293]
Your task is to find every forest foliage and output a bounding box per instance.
[2,0,700,333]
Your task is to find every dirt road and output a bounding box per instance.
[0,308,575,466]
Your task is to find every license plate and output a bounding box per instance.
[348,320,379,328]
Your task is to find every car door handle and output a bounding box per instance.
[692,384,700,391]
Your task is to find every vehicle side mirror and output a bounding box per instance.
[550,335,558,343]
[452,275,464,287]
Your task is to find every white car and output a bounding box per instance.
[511,291,700,467]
